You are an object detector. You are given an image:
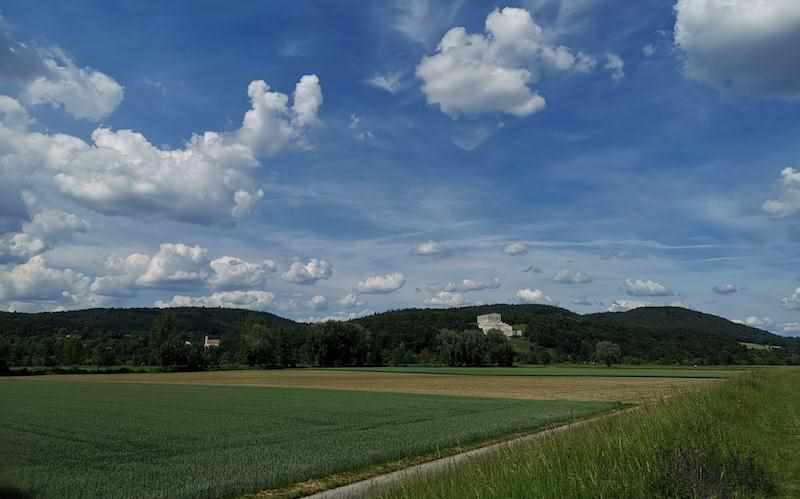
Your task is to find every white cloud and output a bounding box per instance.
[712,283,737,295]
[156,290,275,311]
[0,25,123,121]
[781,287,800,310]
[415,240,444,255]
[571,296,596,306]
[504,242,529,255]
[366,71,404,94]
[607,299,651,312]
[338,293,364,308]
[416,7,593,117]
[0,233,46,264]
[674,0,800,97]
[0,255,90,303]
[0,205,88,264]
[136,243,209,288]
[782,322,800,335]
[0,77,322,225]
[444,277,501,293]
[22,208,89,241]
[209,256,276,289]
[301,308,374,323]
[604,52,625,80]
[733,316,774,329]
[763,167,800,218]
[90,253,150,297]
[357,272,406,294]
[426,290,465,307]
[515,288,553,304]
[624,278,673,297]
[308,294,328,311]
[553,269,592,284]
[282,258,333,284]
[642,44,656,57]
[22,51,124,121]
[0,95,31,129]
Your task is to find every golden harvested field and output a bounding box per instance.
[26,369,717,403]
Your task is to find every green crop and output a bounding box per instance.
[0,379,614,499]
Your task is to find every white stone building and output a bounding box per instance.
[477,313,521,337]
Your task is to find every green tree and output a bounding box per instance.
[595,340,622,367]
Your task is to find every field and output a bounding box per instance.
[326,365,742,378]
[379,368,800,499]
[0,378,617,499]
[23,367,721,403]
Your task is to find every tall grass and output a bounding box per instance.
[380,369,800,499]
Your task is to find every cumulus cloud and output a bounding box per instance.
[781,288,800,310]
[712,283,738,295]
[515,288,553,304]
[136,243,209,288]
[338,293,364,308]
[156,290,275,311]
[392,0,464,46]
[366,71,404,93]
[571,296,597,306]
[0,24,123,121]
[90,253,150,297]
[22,51,124,121]
[414,240,444,255]
[208,256,276,289]
[763,167,800,218]
[674,0,800,97]
[357,272,406,294]
[607,299,651,312]
[91,243,210,296]
[426,290,465,307]
[0,204,88,264]
[504,242,529,255]
[0,76,322,225]
[624,278,673,297]
[523,265,543,273]
[604,52,625,80]
[282,258,333,284]
[444,277,501,293]
[416,7,594,117]
[308,295,328,311]
[553,269,592,284]
[0,255,91,303]
[733,316,774,329]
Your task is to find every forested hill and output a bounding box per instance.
[1,304,796,366]
[0,307,302,338]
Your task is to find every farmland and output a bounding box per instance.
[0,377,617,499]
[24,367,720,403]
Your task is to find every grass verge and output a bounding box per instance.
[378,368,800,499]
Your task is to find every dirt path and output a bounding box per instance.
[302,407,637,499]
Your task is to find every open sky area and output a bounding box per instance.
[0,0,799,335]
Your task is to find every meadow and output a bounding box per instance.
[379,368,800,499]
[0,379,616,499]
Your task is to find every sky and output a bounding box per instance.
[0,0,799,335]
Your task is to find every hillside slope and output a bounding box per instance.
[0,307,302,338]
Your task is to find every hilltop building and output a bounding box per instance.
[203,335,221,348]
[477,313,521,337]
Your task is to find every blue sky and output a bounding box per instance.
[1,0,799,334]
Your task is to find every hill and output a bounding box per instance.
[0,307,302,338]
[0,304,796,367]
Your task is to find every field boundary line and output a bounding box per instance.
[302,406,639,499]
